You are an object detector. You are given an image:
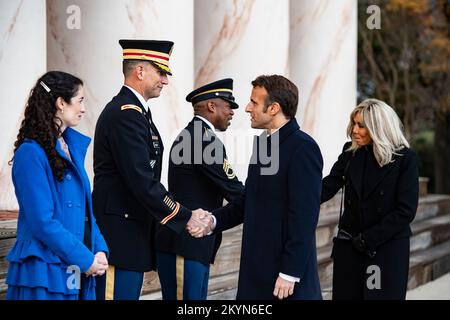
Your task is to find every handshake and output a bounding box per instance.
[186,209,215,238]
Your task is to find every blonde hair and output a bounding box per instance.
[346,98,409,167]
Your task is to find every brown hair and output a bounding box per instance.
[251,75,299,118]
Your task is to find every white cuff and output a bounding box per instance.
[279,272,300,283]
[206,214,217,236]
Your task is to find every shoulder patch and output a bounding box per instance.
[121,104,142,113]
[223,158,236,179]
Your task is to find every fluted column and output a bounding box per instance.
[290,0,357,174]
[0,0,47,210]
[46,0,194,186]
[195,0,290,180]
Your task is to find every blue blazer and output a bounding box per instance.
[213,118,323,300]
[6,128,108,300]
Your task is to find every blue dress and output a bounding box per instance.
[6,128,108,300]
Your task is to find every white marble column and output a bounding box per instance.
[0,0,47,210]
[195,0,290,181]
[46,0,194,186]
[290,0,357,174]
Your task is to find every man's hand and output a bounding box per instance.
[273,276,295,300]
[186,209,213,238]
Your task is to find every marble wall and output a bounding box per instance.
[0,0,47,210]
[0,0,357,210]
[195,0,290,182]
[46,0,194,186]
[290,0,357,175]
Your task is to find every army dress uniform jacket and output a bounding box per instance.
[92,86,191,272]
[155,117,244,265]
[213,118,323,300]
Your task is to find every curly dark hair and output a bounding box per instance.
[11,71,83,181]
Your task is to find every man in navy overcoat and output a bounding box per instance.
[208,75,323,300]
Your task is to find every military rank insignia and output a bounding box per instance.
[223,158,236,179]
[161,195,180,225]
[120,104,142,113]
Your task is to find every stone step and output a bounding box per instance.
[410,214,450,252]
[408,239,450,290]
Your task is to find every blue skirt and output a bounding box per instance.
[6,286,78,300]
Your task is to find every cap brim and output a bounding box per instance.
[150,61,172,76]
[221,97,239,109]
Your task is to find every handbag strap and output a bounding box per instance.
[337,159,351,230]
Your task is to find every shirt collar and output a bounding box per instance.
[124,85,148,110]
[195,115,215,131]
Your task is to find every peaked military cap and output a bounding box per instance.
[119,39,174,75]
[186,78,239,109]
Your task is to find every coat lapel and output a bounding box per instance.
[348,145,397,199]
[362,151,396,199]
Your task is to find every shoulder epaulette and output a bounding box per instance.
[121,104,142,113]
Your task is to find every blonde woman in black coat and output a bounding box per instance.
[321,99,419,299]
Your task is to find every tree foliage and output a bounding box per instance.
[358,0,450,192]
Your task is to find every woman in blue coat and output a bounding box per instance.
[6,71,109,300]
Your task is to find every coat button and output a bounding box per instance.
[66,174,72,180]
[67,201,73,208]
[377,207,382,213]
[347,199,351,205]
[124,213,129,218]
[380,190,384,195]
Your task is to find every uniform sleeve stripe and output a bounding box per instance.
[105,265,115,300]
[161,202,181,225]
[176,256,184,300]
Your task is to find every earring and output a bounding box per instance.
[61,109,64,114]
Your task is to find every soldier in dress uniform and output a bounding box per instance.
[155,78,245,300]
[92,39,210,300]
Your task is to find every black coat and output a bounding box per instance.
[92,86,191,272]
[213,119,323,300]
[321,142,419,299]
[155,118,244,265]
